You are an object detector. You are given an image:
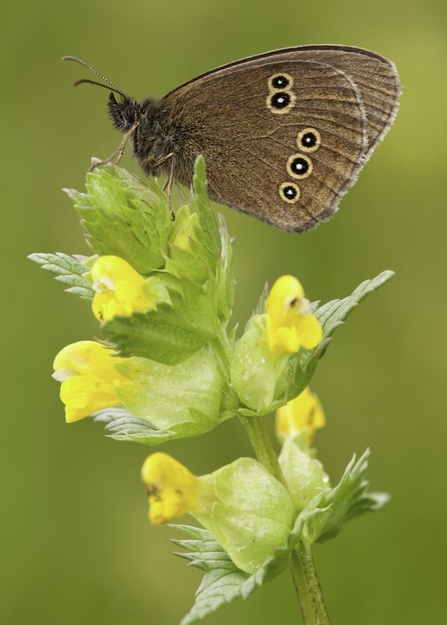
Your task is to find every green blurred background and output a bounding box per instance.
[3,0,446,623]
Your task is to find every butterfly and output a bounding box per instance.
[64,45,400,232]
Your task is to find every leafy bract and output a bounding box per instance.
[28,253,94,300]
[170,525,251,625]
[297,449,389,544]
[66,165,172,274]
[102,277,219,365]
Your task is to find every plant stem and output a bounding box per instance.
[238,414,285,484]
[290,541,331,625]
[240,414,330,624]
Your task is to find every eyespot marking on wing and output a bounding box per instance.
[297,128,321,153]
[286,154,313,179]
[279,181,301,203]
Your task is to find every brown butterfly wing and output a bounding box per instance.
[289,45,401,157]
[160,47,398,232]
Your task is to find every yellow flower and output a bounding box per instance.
[141,453,215,524]
[53,341,125,423]
[91,255,147,321]
[276,387,325,445]
[265,275,322,358]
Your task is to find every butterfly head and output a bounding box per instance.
[107,93,141,132]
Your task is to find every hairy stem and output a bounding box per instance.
[290,541,331,625]
[238,414,285,485]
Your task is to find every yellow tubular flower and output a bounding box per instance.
[141,453,216,525]
[91,255,147,321]
[53,341,125,423]
[276,387,326,445]
[265,275,322,358]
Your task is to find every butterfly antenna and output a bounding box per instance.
[62,56,128,99]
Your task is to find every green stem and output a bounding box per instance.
[238,414,285,484]
[239,414,330,625]
[290,541,331,625]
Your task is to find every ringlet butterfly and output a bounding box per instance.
[63,45,400,233]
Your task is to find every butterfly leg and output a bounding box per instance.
[88,126,136,172]
[159,154,175,218]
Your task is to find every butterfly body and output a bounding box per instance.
[72,45,400,232]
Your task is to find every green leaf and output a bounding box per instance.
[102,278,219,365]
[171,519,300,624]
[91,348,237,445]
[232,451,388,586]
[279,438,330,514]
[288,270,395,399]
[194,458,295,575]
[28,252,94,300]
[167,158,235,325]
[67,164,172,274]
[297,449,389,544]
[170,525,251,625]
